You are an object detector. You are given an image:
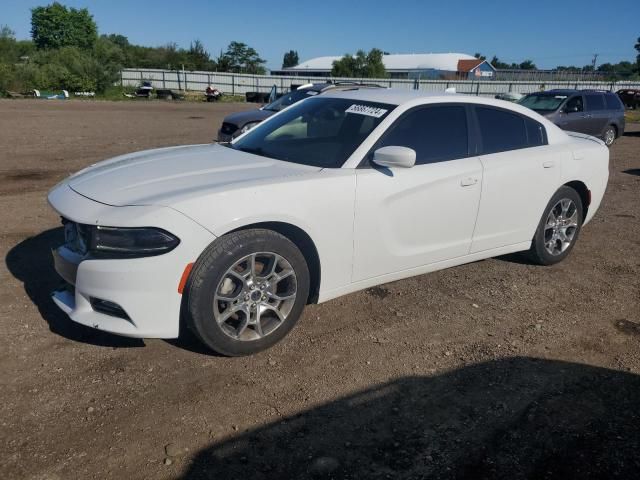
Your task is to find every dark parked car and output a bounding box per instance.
[217,82,382,142]
[518,90,625,146]
[217,83,332,142]
[617,89,639,109]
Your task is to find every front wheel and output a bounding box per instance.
[528,186,583,266]
[186,229,310,356]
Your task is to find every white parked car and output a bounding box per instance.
[48,89,609,356]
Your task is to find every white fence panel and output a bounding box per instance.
[121,68,640,98]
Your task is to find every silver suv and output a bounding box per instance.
[518,90,625,146]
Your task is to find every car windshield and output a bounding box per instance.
[262,89,318,112]
[518,94,568,112]
[231,97,395,168]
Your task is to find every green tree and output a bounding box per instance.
[474,52,486,60]
[635,36,640,72]
[93,36,125,91]
[490,55,510,69]
[218,41,266,74]
[518,59,537,70]
[331,48,386,78]
[31,2,97,50]
[282,50,299,68]
[187,39,215,70]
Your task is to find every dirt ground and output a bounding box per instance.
[1,99,639,480]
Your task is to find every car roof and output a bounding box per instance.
[300,82,385,93]
[530,89,577,96]
[300,83,333,92]
[320,88,458,105]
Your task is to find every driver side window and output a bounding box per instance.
[374,105,469,165]
[565,96,583,113]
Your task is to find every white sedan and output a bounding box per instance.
[48,89,609,356]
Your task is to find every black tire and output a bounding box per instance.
[528,186,583,266]
[603,125,617,147]
[186,229,310,356]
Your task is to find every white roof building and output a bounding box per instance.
[271,53,489,79]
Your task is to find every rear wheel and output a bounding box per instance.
[186,229,310,356]
[603,125,616,147]
[528,186,583,265]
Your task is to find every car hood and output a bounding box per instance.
[223,108,274,127]
[66,144,321,207]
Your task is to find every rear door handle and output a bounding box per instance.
[460,177,478,187]
[543,160,555,168]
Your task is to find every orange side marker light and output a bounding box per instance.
[178,263,194,294]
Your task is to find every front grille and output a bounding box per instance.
[221,122,238,135]
[62,219,91,255]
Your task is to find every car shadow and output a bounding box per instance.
[623,168,640,177]
[495,252,532,265]
[5,228,144,348]
[179,357,640,479]
[622,131,640,138]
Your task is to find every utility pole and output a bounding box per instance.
[591,53,599,70]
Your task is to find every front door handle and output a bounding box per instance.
[460,177,479,187]
[543,160,555,168]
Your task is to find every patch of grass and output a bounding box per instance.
[624,109,640,123]
[218,94,246,103]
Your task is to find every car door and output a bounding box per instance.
[583,93,608,137]
[556,95,587,133]
[352,104,482,282]
[470,106,561,253]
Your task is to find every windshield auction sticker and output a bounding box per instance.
[345,104,388,118]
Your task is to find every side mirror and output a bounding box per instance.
[372,146,416,169]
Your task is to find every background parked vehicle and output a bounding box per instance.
[617,89,640,109]
[216,82,383,142]
[518,89,625,146]
[495,92,523,102]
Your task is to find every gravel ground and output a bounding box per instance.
[1,99,639,480]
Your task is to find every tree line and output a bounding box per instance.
[474,49,640,79]
[0,2,271,94]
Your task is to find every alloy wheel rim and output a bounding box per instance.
[544,198,579,256]
[604,128,615,146]
[213,252,297,341]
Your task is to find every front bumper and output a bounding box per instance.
[216,129,236,143]
[48,184,217,338]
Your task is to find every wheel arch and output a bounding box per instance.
[227,221,321,304]
[563,180,590,219]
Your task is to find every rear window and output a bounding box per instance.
[605,94,623,110]
[585,94,605,111]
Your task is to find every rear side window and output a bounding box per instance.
[476,107,528,154]
[585,94,605,111]
[525,118,547,147]
[376,105,468,165]
[605,93,623,110]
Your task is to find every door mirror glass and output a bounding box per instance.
[372,146,416,169]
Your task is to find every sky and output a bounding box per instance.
[3,0,638,70]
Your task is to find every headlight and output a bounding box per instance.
[91,226,180,258]
[239,121,260,134]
